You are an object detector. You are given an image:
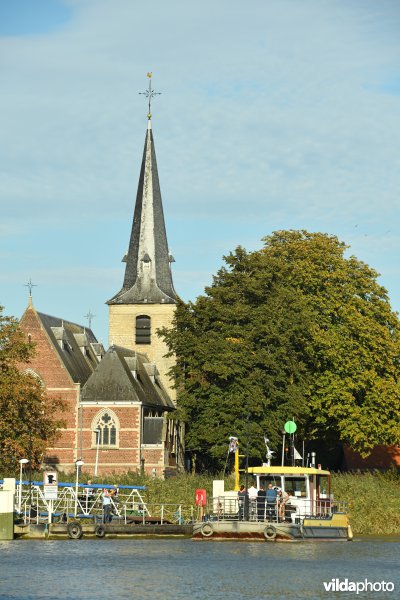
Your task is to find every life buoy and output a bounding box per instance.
[95,524,106,538]
[67,521,83,539]
[264,525,277,540]
[201,522,214,537]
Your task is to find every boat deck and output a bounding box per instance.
[15,521,194,539]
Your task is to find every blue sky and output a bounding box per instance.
[1,0,400,346]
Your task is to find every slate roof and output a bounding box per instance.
[107,122,178,305]
[37,312,103,385]
[81,345,175,410]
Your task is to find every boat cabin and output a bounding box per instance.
[248,466,332,520]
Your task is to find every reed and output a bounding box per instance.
[331,470,400,535]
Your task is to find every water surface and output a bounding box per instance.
[0,537,398,599]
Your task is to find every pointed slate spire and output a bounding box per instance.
[107,117,177,305]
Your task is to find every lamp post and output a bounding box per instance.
[244,403,250,521]
[18,458,29,514]
[74,459,84,517]
[94,429,100,476]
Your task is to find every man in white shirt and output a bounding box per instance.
[248,483,258,518]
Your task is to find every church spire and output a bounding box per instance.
[107,75,177,306]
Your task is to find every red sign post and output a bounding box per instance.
[195,488,206,521]
[195,489,206,506]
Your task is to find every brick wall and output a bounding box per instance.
[17,304,178,477]
[108,303,176,401]
[19,305,79,469]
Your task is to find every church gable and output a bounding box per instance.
[81,345,174,410]
[19,304,75,388]
[37,311,101,385]
[81,347,141,403]
[18,301,105,470]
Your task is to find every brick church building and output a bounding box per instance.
[19,102,184,477]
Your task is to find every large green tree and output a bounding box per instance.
[0,307,65,473]
[161,231,400,471]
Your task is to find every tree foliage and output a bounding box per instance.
[0,307,65,473]
[160,231,400,471]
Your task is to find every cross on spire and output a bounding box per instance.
[84,310,95,329]
[24,278,37,297]
[139,72,161,120]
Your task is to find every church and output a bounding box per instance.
[16,79,399,476]
[18,83,184,477]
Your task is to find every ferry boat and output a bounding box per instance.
[193,463,352,542]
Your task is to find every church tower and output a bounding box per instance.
[107,76,177,400]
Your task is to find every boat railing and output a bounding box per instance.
[123,503,195,525]
[203,495,349,524]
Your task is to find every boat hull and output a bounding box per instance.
[193,514,352,542]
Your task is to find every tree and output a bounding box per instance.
[0,307,65,473]
[160,231,400,471]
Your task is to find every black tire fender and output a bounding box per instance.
[264,525,277,540]
[95,524,106,538]
[67,521,83,539]
[201,522,214,537]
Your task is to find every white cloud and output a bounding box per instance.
[1,0,400,339]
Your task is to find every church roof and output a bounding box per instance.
[107,120,178,305]
[81,345,175,410]
[36,312,103,384]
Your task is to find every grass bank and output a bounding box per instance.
[331,470,400,535]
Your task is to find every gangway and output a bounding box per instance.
[1,480,148,522]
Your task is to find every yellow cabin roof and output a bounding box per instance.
[247,466,331,476]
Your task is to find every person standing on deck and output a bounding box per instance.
[277,489,289,521]
[110,484,119,514]
[266,484,278,520]
[85,480,94,500]
[102,489,112,523]
[248,482,258,519]
[82,480,94,512]
[238,485,247,520]
[257,486,267,521]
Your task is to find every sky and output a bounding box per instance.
[1,0,400,346]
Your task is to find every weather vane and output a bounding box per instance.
[84,310,95,329]
[139,72,161,120]
[24,278,37,297]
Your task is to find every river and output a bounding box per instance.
[0,537,399,599]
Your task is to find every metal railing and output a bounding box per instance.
[5,481,196,527]
[204,496,349,524]
[12,481,147,524]
[119,503,194,525]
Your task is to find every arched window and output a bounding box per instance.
[136,315,151,344]
[92,410,119,448]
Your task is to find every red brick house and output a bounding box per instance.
[343,445,400,470]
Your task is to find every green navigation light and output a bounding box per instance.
[284,420,297,434]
